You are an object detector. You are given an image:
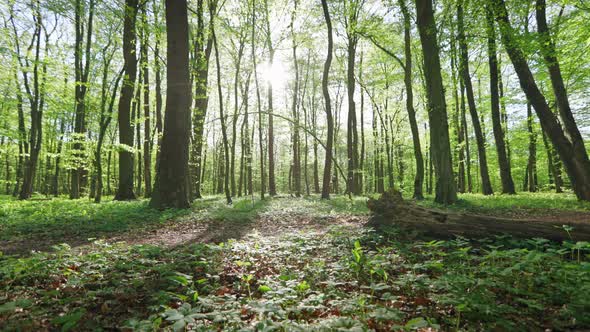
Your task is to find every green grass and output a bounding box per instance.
[1,192,590,330]
[0,195,188,242]
[1,220,589,331]
[418,191,590,215]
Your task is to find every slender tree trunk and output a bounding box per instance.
[291,1,302,197]
[526,103,538,192]
[398,0,423,199]
[213,24,232,205]
[95,58,123,203]
[263,0,277,196]
[457,0,493,195]
[230,35,245,197]
[493,0,590,201]
[141,9,152,198]
[150,0,192,209]
[13,72,26,197]
[134,68,142,196]
[320,0,334,199]
[70,0,94,199]
[154,0,163,164]
[415,0,457,204]
[251,0,266,199]
[485,5,515,194]
[190,0,214,200]
[18,1,49,200]
[115,0,139,201]
[536,0,590,182]
[345,2,360,196]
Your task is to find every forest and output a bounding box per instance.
[1,0,590,330]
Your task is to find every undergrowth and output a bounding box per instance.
[1,194,589,331]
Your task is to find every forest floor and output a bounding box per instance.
[1,193,590,331]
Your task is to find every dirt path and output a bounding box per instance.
[109,212,367,249]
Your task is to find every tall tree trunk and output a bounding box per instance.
[457,0,493,195]
[134,68,142,196]
[141,9,152,198]
[399,0,423,199]
[358,51,365,194]
[536,0,590,182]
[251,0,266,199]
[450,21,465,194]
[526,103,538,192]
[115,0,139,201]
[213,23,232,205]
[291,1,302,197]
[485,5,515,194]
[95,49,123,204]
[17,1,49,200]
[320,0,334,199]
[70,0,95,199]
[415,0,457,204]
[263,0,277,196]
[492,0,590,201]
[498,55,512,172]
[154,0,163,164]
[190,0,214,200]
[13,71,27,197]
[542,130,563,193]
[460,82,473,193]
[345,0,360,196]
[230,34,245,197]
[150,0,192,209]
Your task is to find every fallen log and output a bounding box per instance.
[366,190,590,242]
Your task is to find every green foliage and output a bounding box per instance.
[1,195,590,330]
[0,195,189,245]
[418,191,590,215]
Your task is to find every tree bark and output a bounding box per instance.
[399,0,424,199]
[345,0,361,196]
[536,0,590,181]
[70,0,94,199]
[150,0,192,209]
[189,0,214,200]
[115,0,139,201]
[291,0,302,197]
[368,190,590,242]
[320,0,334,200]
[526,103,538,192]
[485,5,515,194]
[415,0,457,204]
[17,1,49,200]
[230,32,245,197]
[251,0,266,199]
[492,0,590,201]
[457,0,493,195]
[141,9,152,198]
[263,0,277,196]
[213,21,232,205]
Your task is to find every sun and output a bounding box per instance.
[261,61,288,89]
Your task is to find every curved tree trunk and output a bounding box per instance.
[400,0,424,200]
[320,0,334,200]
[492,0,590,201]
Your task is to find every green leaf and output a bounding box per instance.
[172,319,186,332]
[405,317,428,329]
